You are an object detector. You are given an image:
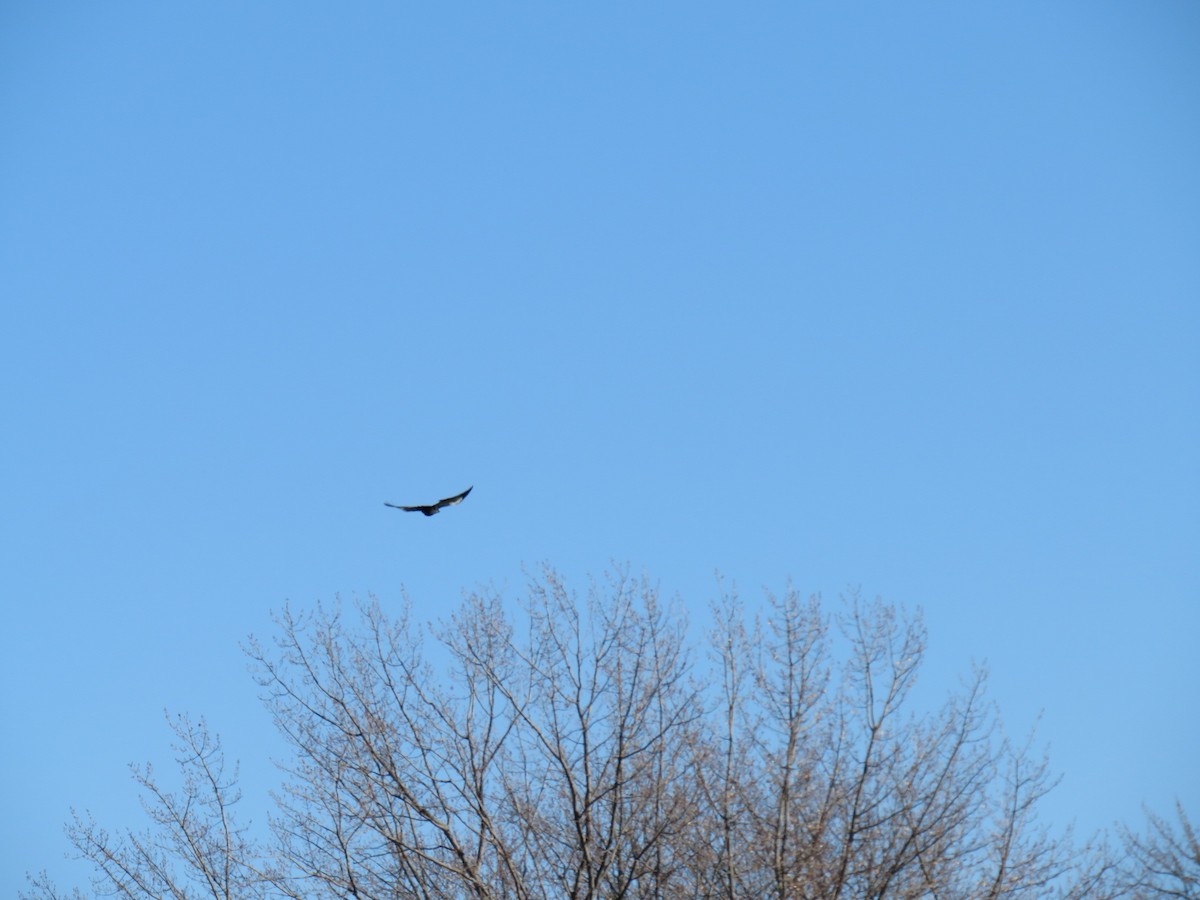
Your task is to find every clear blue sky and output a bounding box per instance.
[2,3,1197,893]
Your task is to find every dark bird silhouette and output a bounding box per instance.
[384,486,473,516]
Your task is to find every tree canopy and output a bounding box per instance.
[25,569,1198,899]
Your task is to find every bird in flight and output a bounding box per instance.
[384,486,473,516]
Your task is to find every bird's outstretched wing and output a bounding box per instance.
[384,486,473,516]
[432,485,472,510]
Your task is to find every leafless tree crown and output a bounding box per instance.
[24,568,1195,899]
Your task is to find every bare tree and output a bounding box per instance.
[1116,802,1200,898]
[25,713,274,900]
[246,569,703,899]
[23,567,1188,899]
[695,585,1085,899]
